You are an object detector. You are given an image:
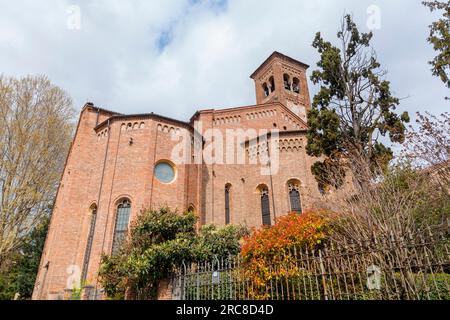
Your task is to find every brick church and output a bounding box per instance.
[33,52,329,299]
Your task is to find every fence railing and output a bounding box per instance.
[171,226,450,300]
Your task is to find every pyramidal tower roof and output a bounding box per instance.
[250,51,310,79]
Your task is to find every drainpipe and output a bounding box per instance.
[267,133,277,222]
[93,119,111,296]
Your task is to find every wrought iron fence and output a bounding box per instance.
[171,226,450,300]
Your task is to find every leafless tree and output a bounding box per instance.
[402,112,450,189]
[317,152,448,242]
[0,75,74,270]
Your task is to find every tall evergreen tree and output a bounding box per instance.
[306,15,410,191]
[423,1,450,97]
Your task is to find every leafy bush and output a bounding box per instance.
[0,216,49,300]
[240,210,333,299]
[427,273,450,300]
[98,207,248,300]
[193,224,249,261]
[405,273,450,300]
[241,210,332,261]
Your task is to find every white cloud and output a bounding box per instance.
[0,0,447,125]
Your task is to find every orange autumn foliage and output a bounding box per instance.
[240,209,334,298]
[241,209,332,258]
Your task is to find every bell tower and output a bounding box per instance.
[250,51,311,123]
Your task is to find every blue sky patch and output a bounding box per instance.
[157,29,173,51]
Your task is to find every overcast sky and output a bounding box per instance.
[0,0,447,125]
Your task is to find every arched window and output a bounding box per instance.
[292,77,300,93]
[288,181,302,213]
[187,205,196,214]
[111,199,131,255]
[262,83,270,97]
[283,74,291,91]
[260,186,271,226]
[225,184,231,225]
[269,76,275,92]
[81,204,97,282]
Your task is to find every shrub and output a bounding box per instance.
[98,207,248,300]
[329,163,450,246]
[240,210,333,299]
[408,273,450,300]
[193,224,249,261]
[0,216,49,300]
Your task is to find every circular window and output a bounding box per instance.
[154,161,176,184]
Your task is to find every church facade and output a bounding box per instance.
[33,52,329,299]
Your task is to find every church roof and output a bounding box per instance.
[92,99,308,132]
[82,102,122,116]
[94,111,193,131]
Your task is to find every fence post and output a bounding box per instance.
[228,256,233,300]
[215,256,220,300]
[196,263,200,300]
[318,250,328,300]
[182,261,186,300]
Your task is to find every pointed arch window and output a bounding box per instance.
[225,184,231,225]
[111,199,131,255]
[288,182,302,213]
[81,205,97,282]
[260,186,271,226]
